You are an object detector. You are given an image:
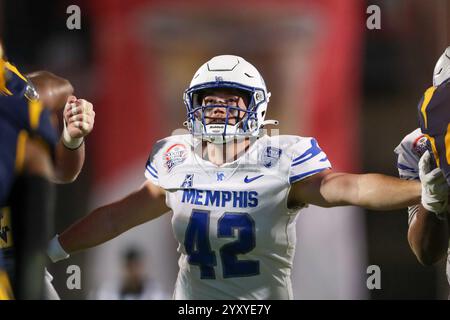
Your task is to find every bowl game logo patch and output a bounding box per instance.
[412,134,428,158]
[163,143,187,172]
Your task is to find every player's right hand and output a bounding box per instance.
[62,95,95,149]
[419,151,448,218]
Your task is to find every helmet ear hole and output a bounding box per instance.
[261,111,266,117]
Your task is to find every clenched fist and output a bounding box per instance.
[62,96,95,149]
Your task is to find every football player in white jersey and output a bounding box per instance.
[47,55,421,299]
[396,47,450,293]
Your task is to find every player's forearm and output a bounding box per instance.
[408,205,449,266]
[319,173,421,210]
[52,141,85,183]
[59,205,140,254]
[353,174,421,210]
[58,183,167,254]
[59,203,123,254]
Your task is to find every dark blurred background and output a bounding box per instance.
[0,0,449,299]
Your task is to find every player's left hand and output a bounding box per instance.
[62,96,95,149]
[419,150,448,218]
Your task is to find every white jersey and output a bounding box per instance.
[394,128,450,287]
[144,134,331,299]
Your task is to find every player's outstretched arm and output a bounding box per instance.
[288,169,421,210]
[48,181,168,261]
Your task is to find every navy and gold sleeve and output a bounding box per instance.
[27,99,58,153]
[0,62,58,206]
[0,95,58,161]
[1,61,58,153]
[2,62,29,97]
[417,82,450,185]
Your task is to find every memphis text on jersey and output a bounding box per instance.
[181,189,258,208]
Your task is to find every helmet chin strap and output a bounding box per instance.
[204,124,238,144]
[204,135,234,144]
[201,119,280,144]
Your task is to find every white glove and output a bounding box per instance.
[47,235,70,263]
[62,96,95,149]
[419,151,448,219]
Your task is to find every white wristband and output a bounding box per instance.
[62,119,83,149]
[47,235,70,263]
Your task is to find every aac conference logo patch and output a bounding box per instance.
[163,143,187,172]
[260,146,282,168]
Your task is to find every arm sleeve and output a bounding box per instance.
[288,137,332,184]
[3,92,58,156]
[394,131,422,224]
[7,61,58,153]
[28,100,58,156]
[418,85,450,185]
[144,139,167,186]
